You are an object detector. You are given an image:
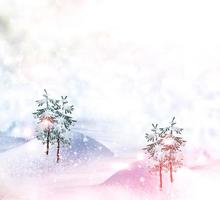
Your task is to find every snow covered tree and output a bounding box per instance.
[143,117,186,189]
[143,123,165,189]
[33,89,59,155]
[33,90,76,162]
[160,117,186,183]
[53,96,76,163]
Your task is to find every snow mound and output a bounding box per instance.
[0,132,113,177]
[101,159,220,199]
[102,161,160,192]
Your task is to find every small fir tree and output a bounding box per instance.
[53,96,76,163]
[143,117,186,190]
[160,117,186,183]
[33,89,58,155]
[143,123,165,189]
[33,90,76,162]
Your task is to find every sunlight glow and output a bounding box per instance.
[162,137,175,146]
[41,119,53,129]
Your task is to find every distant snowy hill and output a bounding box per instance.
[0,136,28,153]
[0,132,113,177]
[60,132,113,162]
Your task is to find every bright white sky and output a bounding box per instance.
[0,0,220,154]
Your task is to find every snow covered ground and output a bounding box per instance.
[1,144,220,200]
[0,126,219,200]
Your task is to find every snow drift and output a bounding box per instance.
[103,161,164,193]
[0,132,113,177]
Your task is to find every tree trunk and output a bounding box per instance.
[57,134,60,163]
[159,162,163,190]
[169,151,173,183]
[170,160,173,183]
[46,128,50,155]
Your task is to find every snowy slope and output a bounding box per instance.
[1,155,220,200]
[101,158,220,199]
[0,136,28,153]
[103,161,162,193]
[59,132,113,163]
[0,132,113,177]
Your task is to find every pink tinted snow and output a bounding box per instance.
[1,146,220,200]
[103,161,160,192]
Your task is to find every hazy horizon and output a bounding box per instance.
[1,0,220,155]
